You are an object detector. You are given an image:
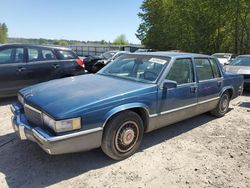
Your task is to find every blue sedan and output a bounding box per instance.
[11,52,244,160]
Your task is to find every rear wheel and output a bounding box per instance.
[210,91,230,117]
[101,111,144,160]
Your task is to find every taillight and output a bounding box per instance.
[76,58,85,68]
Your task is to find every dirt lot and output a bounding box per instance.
[0,92,249,188]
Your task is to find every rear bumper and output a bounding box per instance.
[11,103,103,155]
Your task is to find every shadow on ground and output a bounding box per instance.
[0,113,216,188]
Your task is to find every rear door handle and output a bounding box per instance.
[190,86,198,93]
[16,67,26,72]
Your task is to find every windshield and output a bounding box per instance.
[98,54,170,83]
[230,56,250,66]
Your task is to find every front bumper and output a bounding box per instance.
[11,103,103,155]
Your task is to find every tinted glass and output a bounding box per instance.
[230,56,250,66]
[209,59,221,78]
[99,55,170,83]
[14,48,24,63]
[166,58,194,85]
[58,50,77,60]
[42,49,55,60]
[195,58,214,81]
[28,48,39,62]
[0,48,12,64]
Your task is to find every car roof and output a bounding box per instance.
[212,53,234,55]
[132,51,211,58]
[0,43,72,51]
[237,55,250,58]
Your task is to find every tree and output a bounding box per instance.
[136,0,250,54]
[113,34,129,45]
[0,22,8,43]
[53,39,68,46]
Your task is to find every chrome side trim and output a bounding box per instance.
[197,97,220,105]
[32,127,103,142]
[149,97,220,118]
[160,103,197,115]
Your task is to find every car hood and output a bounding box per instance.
[224,65,250,75]
[20,74,155,119]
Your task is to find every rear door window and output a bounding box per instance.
[194,58,214,81]
[42,49,56,60]
[57,50,77,60]
[28,48,40,62]
[14,48,24,63]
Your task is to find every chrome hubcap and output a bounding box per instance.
[115,121,139,153]
[121,128,135,145]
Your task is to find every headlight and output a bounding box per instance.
[43,114,81,133]
[18,94,24,105]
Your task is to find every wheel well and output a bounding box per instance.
[224,88,233,99]
[104,108,149,132]
[129,108,149,132]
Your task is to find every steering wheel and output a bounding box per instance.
[143,71,158,81]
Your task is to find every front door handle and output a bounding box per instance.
[53,64,60,69]
[217,80,222,87]
[16,67,26,72]
[190,86,198,93]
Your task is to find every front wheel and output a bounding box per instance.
[101,111,144,160]
[210,91,230,117]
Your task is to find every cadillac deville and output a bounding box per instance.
[11,52,244,160]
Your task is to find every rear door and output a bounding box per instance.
[55,49,80,76]
[0,47,26,97]
[23,47,62,85]
[194,58,222,112]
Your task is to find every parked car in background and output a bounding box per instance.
[92,51,130,73]
[224,55,250,88]
[0,44,85,97]
[11,52,243,160]
[135,48,156,52]
[212,53,237,65]
[84,50,128,73]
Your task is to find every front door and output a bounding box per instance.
[156,58,198,129]
[0,47,26,97]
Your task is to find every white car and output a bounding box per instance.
[212,53,237,65]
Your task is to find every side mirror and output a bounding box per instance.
[162,80,177,90]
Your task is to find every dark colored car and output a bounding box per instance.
[84,51,119,73]
[224,55,250,88]
[0,44,85,97]
[12,52,243,160]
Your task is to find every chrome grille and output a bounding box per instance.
[24,104,43,127]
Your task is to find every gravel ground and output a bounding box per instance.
[0,92,249,188]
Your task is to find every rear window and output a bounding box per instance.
[57,50,77,60]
